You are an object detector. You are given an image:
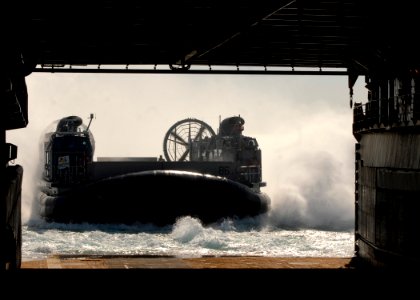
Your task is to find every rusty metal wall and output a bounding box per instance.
[360,132,420,169]
[356,132,420,267]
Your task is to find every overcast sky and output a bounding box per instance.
[8,72,366,229]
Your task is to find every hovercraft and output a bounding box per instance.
[39,115,270,225]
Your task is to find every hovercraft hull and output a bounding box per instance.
[39,170,270,226]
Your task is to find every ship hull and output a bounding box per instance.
[39,170,270,226]
[355,131,420,267]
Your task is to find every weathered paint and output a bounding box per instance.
[356,132,420,267]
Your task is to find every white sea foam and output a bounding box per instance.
[22,216,354,261]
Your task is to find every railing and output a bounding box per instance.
[239,165,262,186]
[49,152,90,185]
[353,93,420,134]
[52,165,89,185]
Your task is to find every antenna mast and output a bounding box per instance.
[86,113,94,131]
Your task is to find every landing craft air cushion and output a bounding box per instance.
[38,115,270,225]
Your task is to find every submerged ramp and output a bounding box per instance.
[21,255,353,269]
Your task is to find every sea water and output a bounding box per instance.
[22,215,355,261]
